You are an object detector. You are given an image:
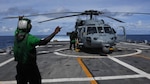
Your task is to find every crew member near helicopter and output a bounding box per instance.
[69,31,77,50]
[13,16,61,84]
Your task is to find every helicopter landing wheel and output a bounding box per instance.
[102,47,110,53]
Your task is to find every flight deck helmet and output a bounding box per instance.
[17,18,32,33]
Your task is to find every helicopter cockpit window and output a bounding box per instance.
[98,27,104,33]
[112,28,116,34]
[104,27,113,34]
[83,27,85,32]
[87,27,97,34]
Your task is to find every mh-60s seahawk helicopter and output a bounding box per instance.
[73,10,118,53]
[38,10,150,53]
[3,10,150,53]
[38,10,124,53]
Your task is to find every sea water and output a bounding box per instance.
[0,35,150,49]
[0,35,69,49]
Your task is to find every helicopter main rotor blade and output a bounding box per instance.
[25,12,81,17]
[103,15,125,23]
[115,12,150,15]
[3,16,20,19]
[3,12,82,19]
[38,14,81,23]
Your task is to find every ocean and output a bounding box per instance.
[0,35,150,49]
[0,35,69,49]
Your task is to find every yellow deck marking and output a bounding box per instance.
[77,57,98,84]
[133,54,150,60]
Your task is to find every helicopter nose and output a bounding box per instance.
[111,37,117,40]
[86,37,91,41]
[86,37,91,45]
[111,37,114,40]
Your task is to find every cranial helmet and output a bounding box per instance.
[17,18,32,30]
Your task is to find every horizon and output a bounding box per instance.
[0,0,150,35]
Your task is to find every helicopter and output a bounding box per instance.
[69,10,118,53]
[3,10,150,53]
[37,10,125,53]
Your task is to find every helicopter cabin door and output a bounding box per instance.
[77,27,86,43]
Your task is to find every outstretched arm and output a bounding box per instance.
[38,26,61,45]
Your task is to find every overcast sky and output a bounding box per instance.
[0,0,150,35]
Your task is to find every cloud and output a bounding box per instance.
[137,20,142,26]
[51,7,71,13]
[36,7,76,20]
[0,26,14,32]
[32,16,49,22]
[0,7,39,16]
[0,0,150,35]
[37,28,51,33]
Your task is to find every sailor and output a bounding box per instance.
[13,16,61,84]
[69,31,77,50]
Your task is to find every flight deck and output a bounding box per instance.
[0,41,150,84]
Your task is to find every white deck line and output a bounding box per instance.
[0,42,149,84]
[54,48,141,58]
[0,58,14,67]
[0,74,146,84]
[120,42,150,48]
[108,56,150,79]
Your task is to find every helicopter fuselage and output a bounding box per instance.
[76,19,116,53]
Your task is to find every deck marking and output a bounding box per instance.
[0,74,147,84]
[120,42,150,49]
[94,74,144,80]
[1,42,149,83]
[54,48,141,58]
[133,54,150,60]
[77,57,98,84]
[113,49,142,57]
[0,58,14,67]
[108,56,150,79]
[0,52,7,55]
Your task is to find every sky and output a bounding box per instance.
[0,0,150,36]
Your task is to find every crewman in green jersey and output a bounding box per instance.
[13,16,61,84]
[69,31,77,50]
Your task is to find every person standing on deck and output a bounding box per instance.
[13,16,61,84]
[69,31,77,50]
